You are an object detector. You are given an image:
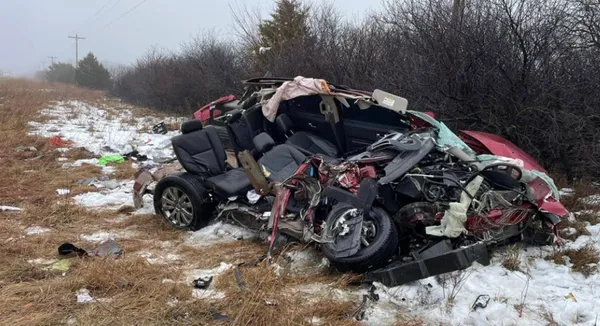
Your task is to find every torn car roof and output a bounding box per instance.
[245,76,408,122]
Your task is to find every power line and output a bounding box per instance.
[48,56,57,65]
[92,0,150,34]
[73,0,115,34]
[91,0,115,19]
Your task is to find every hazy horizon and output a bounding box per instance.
[0,0,380,76]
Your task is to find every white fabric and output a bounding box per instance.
[426,175,484,238]
[261,76,330,122]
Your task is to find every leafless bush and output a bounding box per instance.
[111,0,600,178]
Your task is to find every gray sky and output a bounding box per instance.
[0,0,381,75]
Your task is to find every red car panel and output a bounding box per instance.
[459,130,547,173]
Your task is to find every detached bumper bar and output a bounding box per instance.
[363,240,490,287]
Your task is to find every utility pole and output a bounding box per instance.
[48,56,57,65]
[68,34,85,68]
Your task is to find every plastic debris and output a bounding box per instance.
[193,276,214,289]
[49,259,72,272]
[58,243,89,257]
[76,289,93,303]
[212,313,230,321]
[49,136,72,147]
[56,189,70,196]
[14,146,37,152]
[152,121,168,134]
[123,150,148,162]
[0,206,22,212]
[99,154,125,166]
[471,294,490,311]
[91,239,123,258]
[246,189,261,204]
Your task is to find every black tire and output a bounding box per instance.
[322,203,399,273]
[153,173,214,231]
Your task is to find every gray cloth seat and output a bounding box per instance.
[275,113,339,158]
[205,168,251,198]
[171,121,251,197]
[253,132,306,182]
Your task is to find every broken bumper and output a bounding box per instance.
[363,240,490,287]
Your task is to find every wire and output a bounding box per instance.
[92,0,150,34]
[91,0,116,19]
[73,0,115,33]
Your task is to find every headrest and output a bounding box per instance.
[253,132,275,154]
[275,113,294,135]
[180,120,204,134]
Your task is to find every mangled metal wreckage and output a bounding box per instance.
[133,76,569,287]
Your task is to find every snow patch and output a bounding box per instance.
[284,250,329,276]
[139,252,181,265]
[25,226,51,235]
[73,181,134,209]
[185,262,232,284]
[79,230,138,242]
[185,222,256,247]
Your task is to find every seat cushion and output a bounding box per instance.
[258,144,306,182]
[171,126,227,177]
[286,131,339,158]
[206,168,252,198]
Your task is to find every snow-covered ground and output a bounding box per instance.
[25,100,600,325]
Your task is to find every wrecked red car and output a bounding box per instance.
[134,76,568,287]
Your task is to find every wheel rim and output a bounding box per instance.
[361,220,377,247]
[161,187,194,227]
[332,208,378,248]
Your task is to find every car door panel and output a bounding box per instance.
[342,107,410,152]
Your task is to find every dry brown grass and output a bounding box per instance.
[110,162,137,180]
[546,245,600,276]
[557,219,591,241]
[558,178,597,212]
[502,245,522,272]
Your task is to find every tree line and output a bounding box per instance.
[112,0,600,178]
[38,52,111,90]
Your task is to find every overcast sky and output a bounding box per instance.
[0,0,381,75]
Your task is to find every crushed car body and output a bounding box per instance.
[133,76,569,287]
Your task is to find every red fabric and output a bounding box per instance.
[193,95,237,123]
[49,136,72,147]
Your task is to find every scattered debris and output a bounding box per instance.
[152,121,168,135]
[58,243,89,257]
[192,276,214,289]
[0,205,22,212]
[99,154,125,166]
[76,289,93,303]
[49,135,72,147]
[49,259,72,272]
[212,313,230,321]
[123,150,148,162]
[56,188,70,195]
[234,266,247,290]
[58,240,122,258]
[25,226,51,235]
[471,294,490,311]
[28,258,59,265]
[91,239,123,258]
[14,146,37,152]
[350,285,379,321]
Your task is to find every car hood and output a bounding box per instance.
[459,130,547,173]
